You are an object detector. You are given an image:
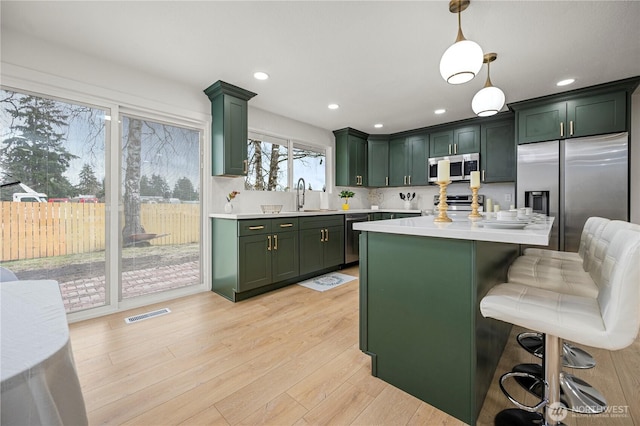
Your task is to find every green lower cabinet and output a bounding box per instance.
[359,232,517,425]
[271,231,299,282]
[299,225,344,275]
[238,234,272,292]
[299,215,345,276]
[212,217,300,301]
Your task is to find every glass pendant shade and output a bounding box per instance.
[472,85,505,116]
[439,39,484,85]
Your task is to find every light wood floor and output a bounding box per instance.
[70,266,638,425]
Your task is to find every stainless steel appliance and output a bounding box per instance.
[433,194,485,212]
[345,213,368,264]
[516,132,628,251]
[428,153,479,183]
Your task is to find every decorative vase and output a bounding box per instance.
[342,201,350,210]
[403,200,411,210]
[224,202,233,213]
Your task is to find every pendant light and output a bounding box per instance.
[439,0,484,85]
[472,52,505,117]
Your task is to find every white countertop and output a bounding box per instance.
[209,208,422,220]
[354,214,555,246]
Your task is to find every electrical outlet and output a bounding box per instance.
[504,193,512,202]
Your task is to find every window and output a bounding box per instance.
[246,132,326,192]
[0,88,108,313]
[293,142,326,192]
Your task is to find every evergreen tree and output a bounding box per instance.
[150,173,170,198]
[172,176,198,201]
[76,163,101,196]
[1,92,78,197]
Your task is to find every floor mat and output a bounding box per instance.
[297,272,357,292]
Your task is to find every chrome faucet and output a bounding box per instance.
[296,177,306,211]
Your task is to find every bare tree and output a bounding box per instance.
[122,118,145,243]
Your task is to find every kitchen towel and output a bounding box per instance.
[320,192,329,210]
[298,272,356,292]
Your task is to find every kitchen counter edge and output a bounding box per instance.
[353,215,554,246]
[208,209,422,220]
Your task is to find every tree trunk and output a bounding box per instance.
[122,118,145,244]
[267,144,280,190]
[253,140,264,190]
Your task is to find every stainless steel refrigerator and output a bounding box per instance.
[516,132,628,251]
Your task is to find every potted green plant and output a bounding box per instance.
[339,190,355,210]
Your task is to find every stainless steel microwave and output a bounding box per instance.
[428,153,480,183]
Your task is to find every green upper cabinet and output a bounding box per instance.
[389,134,428,186]
[407,134,428,185]
[514,89,630,144]
[480,119,515,183]
[334,128,368,187]
[454,125,480,154]
[567,91,626,138]
[429,130,454,157]
[367,135,390,187]
[204,81,257,176]
[389,137,407,186]
[429,126,479,156]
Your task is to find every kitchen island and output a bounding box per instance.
[354,215,553,425]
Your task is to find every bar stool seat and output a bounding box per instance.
[481,228,640,425]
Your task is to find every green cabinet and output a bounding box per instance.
[238,218,299,292]
[429,126,480,157]
[299,215,345,275]
[455,125,480,154]
[204,80,257,176]
[480,119,515,183]
[516,91,627,144]
[370,212,421,220]
[429,130,453,157]
[211,217,299,301]
[367,136,390,187]
[388,134,428,186]
[334,128,368,187]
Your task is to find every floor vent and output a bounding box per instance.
[125,308,171,324]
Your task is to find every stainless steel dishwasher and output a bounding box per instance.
[344,213,369,264]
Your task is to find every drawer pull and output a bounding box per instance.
[325,228,329,241]
[274,234,278,250]
[279,223,294,228]
[249,225,265,230]
[320,229,325,242]
[267,235,272,251]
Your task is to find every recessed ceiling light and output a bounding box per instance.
[434,109,446,115]
[253,71,269,80]
[374,123,383,128]
[328,104,340,110]
[556,78,575,87]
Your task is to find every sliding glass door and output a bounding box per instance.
[120,114,201,300]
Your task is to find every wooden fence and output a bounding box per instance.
[0,202,200,262]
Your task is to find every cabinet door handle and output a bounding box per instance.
[482,170,486,182]
[325,228,329,241]
[403,176,407,185]
[385,176,389,186]
[560,121,564,137]
[569,120,574,136]
[408,175,411,185]
[448,144,452,155]
[249,225,265,230]
[279,223,293,228]
[320,229,325,242]
[273,234,278,250]
[454,144,458,154]
[243,159,248,175]
[267,235,272,251]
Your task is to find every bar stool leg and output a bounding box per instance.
[544,335,566,425]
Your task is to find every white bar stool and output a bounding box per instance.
[481,228,640,425]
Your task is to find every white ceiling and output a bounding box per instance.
[2,1,640,134]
